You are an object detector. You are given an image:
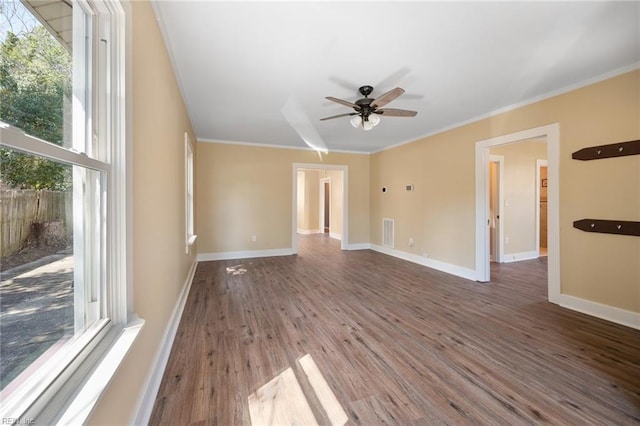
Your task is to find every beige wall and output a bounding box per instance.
[370,70,639,313]
[490,141,547,256]
[297,170,320,232]
[88,1,198,424]
[197,143,369,253]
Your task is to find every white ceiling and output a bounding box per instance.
[151,1,639,154]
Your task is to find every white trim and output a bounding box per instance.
[370,244,476,281]
[55,318,144,424]
[501,251,540,263]
[131,260,198,425]
[535,159,548,258]
[475,124,560,305]
[559,295,640,331]
[198,248,295,262]
[344,243,371,251]
[0,123,109,172]
[197,138,367,155]
[292,163,348,253]
[329,232,342,241]
[296,228,323,235]
[373,63,640,155]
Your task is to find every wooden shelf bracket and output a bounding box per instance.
[572,139,640,161]
[573,219,640,237]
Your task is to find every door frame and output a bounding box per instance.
[536,159,548,258]
[292,163,348,252]
[475,123,560,304]
[489,155,504,263]
[320,177,330,234]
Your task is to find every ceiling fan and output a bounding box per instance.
[321,85,417,131]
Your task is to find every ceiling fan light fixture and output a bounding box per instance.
[350,115,362,128]
[363,119,374,131]
[369,114,381,127]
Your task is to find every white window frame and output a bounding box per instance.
[0,0,140,423]
[185,132,197,253]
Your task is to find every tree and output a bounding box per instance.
[0,24,72,190]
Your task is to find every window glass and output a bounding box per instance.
[0,0,111,409]
[0,2,73,149]
[0,149,74,390]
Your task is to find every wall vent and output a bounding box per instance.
[383,218,394,248]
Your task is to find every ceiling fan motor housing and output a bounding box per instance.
[355,97,375,118]
[358,85,374,97]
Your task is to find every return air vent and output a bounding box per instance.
[383,218,394,248]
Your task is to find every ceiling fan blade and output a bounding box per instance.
[371,87,405,108]
[376,108,417,117]
[326,96,359,109]
[320,112,357,121]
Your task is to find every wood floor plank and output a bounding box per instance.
[150,234,640,425]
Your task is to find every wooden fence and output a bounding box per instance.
[0,190,72,257]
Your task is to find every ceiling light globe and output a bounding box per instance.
[363,120,373,131]
[350,115,362,128]
[369,114,381,126]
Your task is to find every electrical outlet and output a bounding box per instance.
[409,238,414,247]
[251,235,257,242]
[505,236,509,244]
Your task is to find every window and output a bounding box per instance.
[185,132,196,253]
[0,0,137,422]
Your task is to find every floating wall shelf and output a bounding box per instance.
[572,139,640,237]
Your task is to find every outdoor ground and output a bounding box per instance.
[1,243,68,271]
[0,246,73,389]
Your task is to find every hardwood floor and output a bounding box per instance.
[150,234,640,425]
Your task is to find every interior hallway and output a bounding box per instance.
[150,234,640,424]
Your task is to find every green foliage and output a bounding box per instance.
[0,26,72,190]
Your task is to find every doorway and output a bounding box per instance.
[475,124,560,304]
[321,178,330,234]
[489,155,504,262]
[537,160,548,257]
[292,163,348,253]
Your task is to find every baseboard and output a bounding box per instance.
[297,228,322,235]
[559,294,640,331]
[370,244,476,281]
[345,243,371,251]
[329,232,342,241]
[131,259,198,425]
[501,250,539,263]
[198,248,295,262]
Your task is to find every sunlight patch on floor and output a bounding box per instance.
[248,354,347,426]
[226,264,247,275]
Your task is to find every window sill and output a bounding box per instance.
[46,317,144,424]
[53,317,144,424]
